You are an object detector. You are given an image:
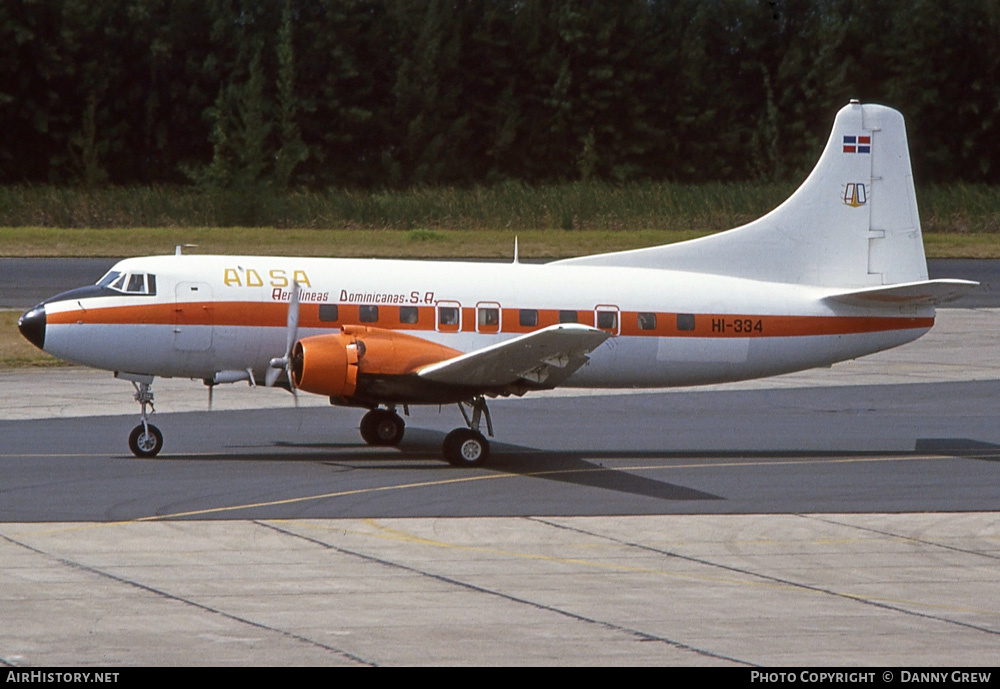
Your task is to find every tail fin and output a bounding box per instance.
[556,102,929,288]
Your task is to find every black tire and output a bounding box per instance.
[359,410,379,444]
[443,429,490,467]
[360,409,405,446]
[129,424,163,458]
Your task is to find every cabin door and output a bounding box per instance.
[173,282,214,351]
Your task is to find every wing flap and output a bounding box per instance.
[823,279,979,307]
[417,323,610,388]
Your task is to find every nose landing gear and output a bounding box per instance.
[118,373,163,458]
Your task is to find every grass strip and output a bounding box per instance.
[0,311,68,368]
[2,227,998,259]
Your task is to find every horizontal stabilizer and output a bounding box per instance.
[418,323,610,388]
[823,279,979,307]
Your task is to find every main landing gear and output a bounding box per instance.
[358,397,493,467]
[443,396,492,467]
[359,406,406,446]
[125,376,163,458]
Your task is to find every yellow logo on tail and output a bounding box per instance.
[843,183,867,207]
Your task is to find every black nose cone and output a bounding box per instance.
[18,306,46,350]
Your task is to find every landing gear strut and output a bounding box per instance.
[443,396,492,467]
[359,406,405,446]
[126,377,163,458]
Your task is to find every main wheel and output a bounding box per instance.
[129,424,163,458]
[443,429,490,467]
[359,409,405,446]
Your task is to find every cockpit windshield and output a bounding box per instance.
[96,270,157,295]
[97,270,121,288]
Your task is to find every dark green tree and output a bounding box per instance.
[273,0,307,189]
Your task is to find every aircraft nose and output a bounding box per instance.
[18,305,46,350]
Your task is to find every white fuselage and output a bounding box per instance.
[38,254,934,394]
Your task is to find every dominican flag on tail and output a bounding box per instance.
[843,135,871,154]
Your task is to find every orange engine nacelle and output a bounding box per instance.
[292,326,461,399]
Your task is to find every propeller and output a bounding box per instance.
[266,280,300,404]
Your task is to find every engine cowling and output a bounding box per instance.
[292,326,462,399]
[291,333,359,398]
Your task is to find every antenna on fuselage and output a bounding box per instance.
[513,236,519,264]
[175,244,197,256]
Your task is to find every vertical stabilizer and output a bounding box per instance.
[555,102,929,288]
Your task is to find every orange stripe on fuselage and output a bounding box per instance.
[46,301,935,338]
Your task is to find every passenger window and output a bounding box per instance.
[319,304,339,322]
[597,311,617,330]
[559,310,578,323]
[438,306,459,325]
[677,314,695,331]
[638,312,657,330]
[519,309,538,327]
[478,308,498,327]
[399,306,418,324]
[359,305,379,323]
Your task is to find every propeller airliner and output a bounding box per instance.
[18,102,977,465]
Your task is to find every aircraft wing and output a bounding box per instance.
[417,323,610,389]
[823,279,979,307]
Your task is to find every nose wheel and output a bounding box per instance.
[120,375,163,458]
[129,423,163,458]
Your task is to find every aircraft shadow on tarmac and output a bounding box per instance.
[159,428,723,502]
[914,438,1000,462]
[158,429,1000,503]
[212,431,722,502]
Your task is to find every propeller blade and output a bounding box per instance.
[265,280,301,404]
[286,345,299,406]
[285,280,300,358]
[265,365,282,387]
[285,281,300,402]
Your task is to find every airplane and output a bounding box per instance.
[18,101,978,466]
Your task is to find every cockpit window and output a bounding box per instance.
[97,271,157,295]
[127,274,145,292]
[130,274,156,295]
[97,271,122,288]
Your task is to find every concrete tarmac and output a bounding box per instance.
[3,514,999,666]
